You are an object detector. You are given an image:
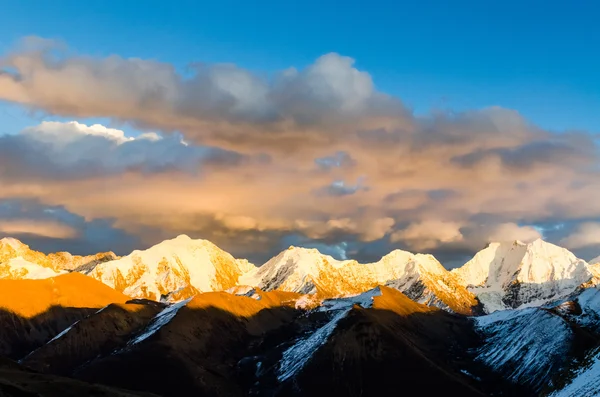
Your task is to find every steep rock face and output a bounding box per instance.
[240,246,480,315]
[86,235,256,301]
[0,237,117,279]
[452,239,597,313]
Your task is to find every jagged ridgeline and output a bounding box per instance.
[1,235,600,396]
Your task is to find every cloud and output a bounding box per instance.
[0,38,403,153]
[1,37,600,264]
[314,151,356,170]
[312,178,368,197]
[390,220,464,251]
[0,219,78,239]
[0,120,253,181]
[560,223,600,249]
[0,199,139,255]
[484,223,542,243]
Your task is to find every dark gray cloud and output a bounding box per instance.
[452,138,596,169]
[0,199,139,255]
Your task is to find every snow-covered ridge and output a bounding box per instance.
[551,348,600,396]
[452,239,598,313]
[87,235,256,301]
[240,246,479,315]
[127,298,193,346]
[474,306,574,392]
[0,237,116,280]
[4,235,600,317]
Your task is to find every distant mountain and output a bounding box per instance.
[0,237,117,280]
[240,246,481,315]
[85,235,256,301]
[452,239,598,312]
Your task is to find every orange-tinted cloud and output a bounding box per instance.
[1,37,600,263]
[0,219,78,239]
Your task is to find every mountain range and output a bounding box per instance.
[1,235,600,395]
[3,235,598,315]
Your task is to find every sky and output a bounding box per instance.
[1,1,600,266]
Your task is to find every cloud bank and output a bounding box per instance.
[1,37,599,264]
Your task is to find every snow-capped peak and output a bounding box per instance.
[0,237,27,252]
[87,235,256,301]
[240,246,350,294]
[452,239,596,312]
[0,237,114,280]
[240,245,479,314]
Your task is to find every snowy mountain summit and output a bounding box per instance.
[452,239,598,313]
[0,237,116,280]
[86,235,256,301]
[240,246,480,314]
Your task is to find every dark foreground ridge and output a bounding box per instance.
[0,286,505,396]
[0,283,600,396]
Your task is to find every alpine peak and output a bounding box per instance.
[0,237,117,280]
[86,236,256,301]
[0,237,27,251]
[240,245,480,314]
[452,238,597,312]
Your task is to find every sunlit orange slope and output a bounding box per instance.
[0,272,130,317]
[371,285,436,315]
[187,289,301,318]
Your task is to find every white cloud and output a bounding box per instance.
[22,120,132,145]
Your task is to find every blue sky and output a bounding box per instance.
[1,0,599,133]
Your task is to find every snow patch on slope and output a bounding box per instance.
[551,349,600,397]
[278,308,349,382]
[278,287,381,382]
[318,286,382,312]
[127,298,192,346]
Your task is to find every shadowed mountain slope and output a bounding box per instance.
[0,273,131,359]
